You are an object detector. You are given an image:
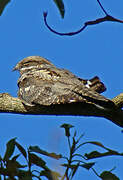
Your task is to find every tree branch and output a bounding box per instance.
[112,93,123,108]
[43,2,123,36]
[0,93,123,128]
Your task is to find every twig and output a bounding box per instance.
[91,168,100,178]
[43,12,87,36]
[43,4,123,36]
[96,0,108,15]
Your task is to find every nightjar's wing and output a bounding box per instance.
[71,85,114,109]
[18,72,56,106]
[18,69,114,109]
[18,74,80,106]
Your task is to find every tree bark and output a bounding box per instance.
[0,93,123,127]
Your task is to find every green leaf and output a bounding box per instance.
[100,171,120,180]
[85,141,108,149]
[28,153,46,168]
[15,141,27,160]
[53,0,65,18]
[80,162,95,170]
[71,163,80,178]
[61,164,78,169]
[0,0,10,16]
[84,141,117,152]
[61,123,74,137]
[3,138,16,161]
[29,146,62,159]
[7,159,27,169]
[85,150,122,160]
[85,151,103,159]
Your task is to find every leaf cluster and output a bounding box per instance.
[0,124,121,180]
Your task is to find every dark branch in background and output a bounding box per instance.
[43,12,87,36]
[44,0,123,36]
[96,0,108,15]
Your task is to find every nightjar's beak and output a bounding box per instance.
[12,64,19,71]
[12,66,17,71]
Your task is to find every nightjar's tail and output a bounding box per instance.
[79,76,106,94]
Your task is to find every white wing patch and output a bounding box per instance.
[85,80,92,88]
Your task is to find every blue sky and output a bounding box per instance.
[0,0,123,179]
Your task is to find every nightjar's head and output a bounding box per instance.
[13,56,54,74]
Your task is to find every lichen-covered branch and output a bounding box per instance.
[112,93,123,108]
[0,93,123,128]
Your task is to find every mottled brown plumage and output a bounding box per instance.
[13,56,114,109]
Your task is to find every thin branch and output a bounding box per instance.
[0,93,123,128]
[96,0,108,15]
[68,137,71,151]
[91,168,100,178]
[43,8,123,36]
[43,12,87,36]
[112,93,123,109]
